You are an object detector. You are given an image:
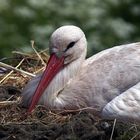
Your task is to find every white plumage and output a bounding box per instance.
[22,25,140,121]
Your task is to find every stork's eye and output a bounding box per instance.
[64,41,75,52]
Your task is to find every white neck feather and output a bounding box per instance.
[40,55,85,107]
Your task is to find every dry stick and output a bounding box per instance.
[0,97,21,107]
[31,40,46,66]
[6,95,14,101]
[13,48,49,58]
[0,59,25,83]
[34,67,45,74]
[5,122,35,125]
[110,119,117,140]
[39,48,49,58]
[0,100,19,106]
[51,106,99,115]
[12,51,33,57]
[39,48,49,54]
[130,131,140,140]
[0,62,35,78]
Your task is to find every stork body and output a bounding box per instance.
[22,26,140,121]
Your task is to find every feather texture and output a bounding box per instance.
[22,25,140,121]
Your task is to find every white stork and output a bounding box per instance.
[22,25,140,121]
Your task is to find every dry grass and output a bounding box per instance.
[0,47,140,140]
[0,48,70,125]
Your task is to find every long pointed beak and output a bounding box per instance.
[28,53,64,113]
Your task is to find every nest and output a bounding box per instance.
[0,44,70,125]
[0,43,140,140]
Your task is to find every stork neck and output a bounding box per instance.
[40,55,85,107]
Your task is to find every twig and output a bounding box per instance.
[0,62,35,77]
[50,106,99,115]
[130,131,140,140]
[0,100,18,105]
[6,95,14,101]
[0,100,19,106]
[12,51,33,57]
[34,67,45,74]
[0,59,24,83]
[110,119,117,140]
[31,40,46,66]
[4,122,35,125]
[39,48,49,54]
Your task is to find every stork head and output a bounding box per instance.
[50,25,87,64]
[27,25,87,112]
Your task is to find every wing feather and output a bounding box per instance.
[102,82,140,121]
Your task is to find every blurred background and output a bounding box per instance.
[0,0,140,58]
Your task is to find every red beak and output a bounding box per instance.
[28,53,64,113]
